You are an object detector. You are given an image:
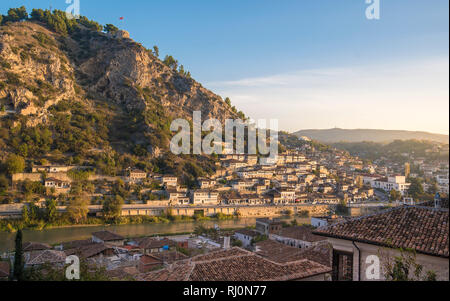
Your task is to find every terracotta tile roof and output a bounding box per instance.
[142,247,331,281]
[235,229,260,237]
[151,251,188,264]
[313,206,449,258]
[23,242,51,252]
[61,239,93,250]
[107,266,140,281]
[140,255,162,265]
[92,230,124,242]
[189,253,330,281]
[45,177,65,183]
[255,239,332,267]
[123,245,140,251]
[190,248,248,262]
[142,262,193,281]
[272,226,326,243]
[64,242,113,259]
[0,261,10,278]
[79,243,112,259]
[137,237,175,250]
[419,198,449,209]
[64,248,78,256]
[25,250,66,266]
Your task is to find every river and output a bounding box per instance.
[0,206,385,253]
[0,216,308,253]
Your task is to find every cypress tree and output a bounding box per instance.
[13,229,24,281]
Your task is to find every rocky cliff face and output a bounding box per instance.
[0,12,243,183]
[73,27,236,123]
[0,21,237,126]
[0,22,77,126]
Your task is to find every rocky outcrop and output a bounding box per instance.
[67,27,238,123]
[0,20,239,150]
[0,22,77,126]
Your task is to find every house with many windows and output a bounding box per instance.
[370,175,411,196]
[190,190,219,205]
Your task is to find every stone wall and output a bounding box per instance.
[167,204,330,218]
[1,201,330,221]
[12,173,123,184]
[12,172,70,182]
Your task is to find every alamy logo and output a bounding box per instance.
[170,111,278,164]
[65,0,81,20]
[65,255,80,280]
[365,255,380,280]
[365,0,380,20]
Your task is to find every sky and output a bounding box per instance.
[1,0,449,134]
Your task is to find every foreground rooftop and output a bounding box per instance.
[142,247,331,281]
[313,205,449,258]
[255,239,332,267]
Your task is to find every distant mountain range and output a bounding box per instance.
[293,128,449,144]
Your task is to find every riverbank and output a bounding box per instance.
[0,213,239,233]
[0,216,304,253]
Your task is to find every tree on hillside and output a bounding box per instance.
[163,55,178,70]
[5,154,25,175]
[0,174,9,194]
[408,178,424,199]
[389,189,402,202]
[66,197,89,224]
[13,229,25,281]
[5,6,28,23]
[45,198,58,223]
[178,64,185,75]
[153,46,159,57]
[69,181,83,196]
[22,205,30,225]
[102,195,124,221]
[427,182,438,195]
[104,24,119,35]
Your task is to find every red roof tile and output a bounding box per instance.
[25,250,66,265]
[92,230,124,241]
[142,247,331,281]
[255,239,332,267]
[23,242,51,252]
[272,226,326,243]
[313,206,449,258]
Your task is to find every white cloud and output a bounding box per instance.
[205,58,449,134]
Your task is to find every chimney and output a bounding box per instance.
[223,236,231,249]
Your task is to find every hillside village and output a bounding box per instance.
[0,8,447,224]
[0,7,448,283]
[1,131,449,223]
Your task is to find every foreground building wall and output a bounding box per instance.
[327,237,449,281]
